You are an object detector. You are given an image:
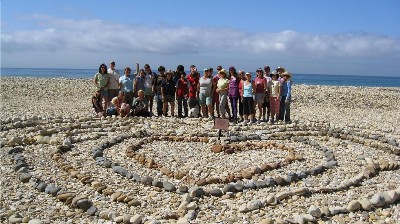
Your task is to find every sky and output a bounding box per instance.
[1,0,400,76]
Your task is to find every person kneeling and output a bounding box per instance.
[131,90,151,117]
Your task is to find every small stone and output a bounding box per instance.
[178,185,188,193]
[77,199,92,211]
[259,217,274,224]
[370,193,386,207]
[209,188,223,197]
[329,206,348,215]
[244,182,257,189]
[122,214,131,224]
[28,219,42,224]
[152,180,163,188]
[211,144,223,153]
[8,213,23,223]
[246,200,262,211]
[308,205,322,218]
[163,181,176,192]
[347,200,361,211]
[223,184,236,193]
[141,176,153,185]
[189,187,205,198]
[359,198,372,210]
[19,173,31,183]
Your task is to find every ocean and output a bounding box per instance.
[1,68,400,87]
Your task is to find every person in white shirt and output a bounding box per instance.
[107,61,121,101]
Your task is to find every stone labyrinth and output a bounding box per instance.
[1,115,400,223]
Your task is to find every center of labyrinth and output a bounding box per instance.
[3,117,400,223]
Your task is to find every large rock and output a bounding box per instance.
[370,193,386,207]
[347,200,361,211]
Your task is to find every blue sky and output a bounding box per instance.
[1,0,400,76]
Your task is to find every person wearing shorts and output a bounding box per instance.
[107,61,121,101]
[198,68,214,118]
[161,70,176,117]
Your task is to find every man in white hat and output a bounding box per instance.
[278,71,292,124]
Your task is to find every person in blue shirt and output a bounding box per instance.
[118,67,134,107]
[278,72,292,124]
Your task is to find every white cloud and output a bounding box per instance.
[2,15,400,75]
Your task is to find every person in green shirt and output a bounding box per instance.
[93,63,110,112]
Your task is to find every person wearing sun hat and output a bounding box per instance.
[278,71,292,124]
[268,70,281,124]
[216,69,229,119]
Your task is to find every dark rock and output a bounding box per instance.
[45,185,61,196]
[13,154,24,162]
[163,181,176,192]
[297,171,307,179]
[286,172,299,183]
[125,173,133,179]
[95,157,105,165]
[112,166,128,177]
[209,188,223,197]
[234,183,245,192]
[265,177,276,187]
[223,184,236,193]
[77,199,93,211]
[8,147,24,154]
[253,180,267,189]
[92,150,103,159]
[274,176,287,186]
[310,166,324,175]
[36,182,47,192]
[131,173,141,182]
[189,187,205,198]
[141,176,153,185]
[14,161,27,171]
[244,182,257,189]
[324,160,338,168]
[230,136,238,142]
[152,180,163,188]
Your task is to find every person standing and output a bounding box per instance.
[216,69,229,119]
[93,63,110,112]
[176,73,189,118]
[155,66,166,116]
[161,70,176,117]
[263,66,272,122]
[143,64,157,115]
[228,66,240,122]
[107,61,121,101]
[278,72,292,124]
[241,72,255,124]
[198,68,214,119]
[212,65,222,117]
[118,67,135,107]
[268,71,281,124]
[254,68,267,123]
[186,65,200,112]
[237,70,246,122]
[134,65,145,97]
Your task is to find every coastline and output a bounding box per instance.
[0,77,399,223]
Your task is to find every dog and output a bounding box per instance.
[188,106,200,118]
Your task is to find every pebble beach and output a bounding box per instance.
[0,77,399,224]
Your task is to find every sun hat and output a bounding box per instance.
[245,72,251,75]
[282,71,292,78]
[166,69,174,74]
[219,69,227,74]
[271,71,279,76]
[110,60,115,64]
[204,68,209,72]
[276,66,286,72]
[256,68,263,72]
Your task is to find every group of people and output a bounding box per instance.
[92,61,292,124]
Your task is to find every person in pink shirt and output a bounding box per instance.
[253,68,267,122]
[228,66,240,122]
[176,73,189,118]
[186,65,200,113]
